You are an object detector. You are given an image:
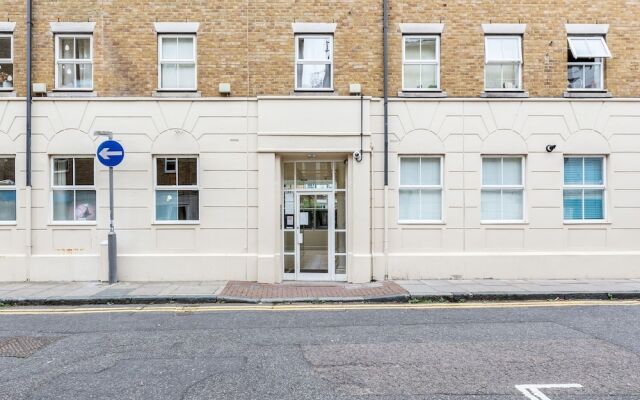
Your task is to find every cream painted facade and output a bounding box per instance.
[0,97,639,282]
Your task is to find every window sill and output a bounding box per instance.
[481,91,529,98]
[398,91,447,98]
[0,91,16,97]
[563,91,612,98]
[153,221,200,226]
[398,221,446,226]
[153,90,201,98]
[48,222,97,227]
[0,221,17,226]
[563,220,611,225]
[480,221,529,225]
[291,90,335,96]
[48,90,97,97]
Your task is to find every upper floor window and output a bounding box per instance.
[0,34,13,91]
[55,35,93,90]
[563,156,606,222]
[481,157,525,222]
[155,157,199,222]
[0,157,16,223]
[567,37,611,91]
[398,156,443,223]
[403,36,440,91]
[295,35,333,91]
[158,35,197,91]
[51,157,96,222]
[484,36,522,90]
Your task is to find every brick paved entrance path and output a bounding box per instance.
[218,281,409,303]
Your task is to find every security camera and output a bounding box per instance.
[353,150,363,162]
[546,144,557,153]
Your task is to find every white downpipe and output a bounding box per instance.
[383,185,389,280]
[25,185,32,279]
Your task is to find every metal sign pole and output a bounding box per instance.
[108,165,117,284]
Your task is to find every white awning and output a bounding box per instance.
[568,36,612,59]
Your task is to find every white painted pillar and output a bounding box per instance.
[257,152,282,283]
[348,153,372,283]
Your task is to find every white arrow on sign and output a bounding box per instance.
[99,147,123,160]
[516,384,583,400]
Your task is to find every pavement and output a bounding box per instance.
[0,301,639,399]
[0,278,639,305]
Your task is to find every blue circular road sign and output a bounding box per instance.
[97,140,125,167]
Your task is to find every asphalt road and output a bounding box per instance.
[0,301,639,400]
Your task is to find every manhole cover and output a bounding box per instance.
[0,336,59,358]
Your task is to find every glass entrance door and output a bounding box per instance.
[297,193,330,278]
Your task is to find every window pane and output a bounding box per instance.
[502,189,523,220]
[399,189,420,220]
[335,255,346,275]
[335,192,346,229]
[502,158,522,185]
[59,38,74,59]
[568,65,584,89]
[420,64,438,89]
[0,190,16,221]
[501,38,520,61]
[161,64,178,89]
[403,64,420,89]
[284,231,295,253]
[564,158,583,184]
[0,37,11,59]
[59,63,75,88]
[74,158,94,186]
[76,63,92,88]
[570,38,590,58]
[178,190,199,220]
[298,37,331,61]
[420,38,436,60]
[485,38,502,61]
[0,64,13,89]
[178,64,196,89]
[53,158,73,186]
[283,163,295,190]
[482,158,502,185]
[335,231,346,253]
[296,162,333,189]
[584,189,604,220]
[75,190,96,221]
[178,158,197,185]
[0,158,15,185]
[156,190,178,221]
[485,64,502,89]
[502,63,519,89]
[400,158,420,185]
[563,189,583,220]
[481,189,502,220]
[584,157,603,185]
[296,64,331,89]
[420,189,441,220]
[584,64,601,89]
[404,38,420,60]
[75,38,90,59]
[156,158,177,186]
[52,190,74,221]
[335,161,346,189]
[177,37,194,59]
[420,158,440,185]
[161,37,178,60]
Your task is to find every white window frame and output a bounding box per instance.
[402,35,441,91]
[54,34,93,91]
[157,34,198,91]
[398,155,444,224]
[50,156,96,225]
[0,155,16,225]
[567,36,607,91]
[294,34,334,91]
[0,34,14,91]
[480,156,526,224]
[563,155,607,224]
[484,35,523,91]
[153,156,200,224]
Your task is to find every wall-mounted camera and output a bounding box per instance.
[353,150,363,162]
[546,144,557,153]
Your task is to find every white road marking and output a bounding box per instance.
[516,384,583,400]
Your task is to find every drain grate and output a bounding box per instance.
[0,336,58,358]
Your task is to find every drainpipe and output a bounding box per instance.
[382,0,389,280]
[25,0,33,263]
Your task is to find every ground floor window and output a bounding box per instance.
[51,157,96,222]
[481,157,525,222]
[0,156,16,222]
[398,156,443,222]
[563,156,605,221]
[155,156,199,222]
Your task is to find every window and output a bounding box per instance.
[55,35,93,90]
[155,157,199,222]
[51,157,96,222]
[484,36,522,90]
[398,157,443,222]
[403,36,440,91]
[481,157,525,222]
[0,34,13,90]
[563,157,606,221]
[567,37,610,90]
[295,35,333,90]
[0,157,16,222]
[158,35,197,91]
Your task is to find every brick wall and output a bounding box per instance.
[4,0,640,97]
